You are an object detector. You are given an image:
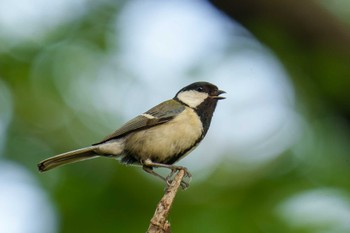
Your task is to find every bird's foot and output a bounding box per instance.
[165,166,192,190]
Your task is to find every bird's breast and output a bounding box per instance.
[125,107,203,163]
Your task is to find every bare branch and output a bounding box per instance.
[147,169,185,233]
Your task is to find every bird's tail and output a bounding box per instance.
[38,146,98,172]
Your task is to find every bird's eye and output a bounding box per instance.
[196,87,204,92]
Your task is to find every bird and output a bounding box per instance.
[38,81,225,188]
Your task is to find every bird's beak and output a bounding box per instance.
[212,90,226,100]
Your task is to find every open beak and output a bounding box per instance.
[211,90,226,100]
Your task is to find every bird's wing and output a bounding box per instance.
[92,99,184,145]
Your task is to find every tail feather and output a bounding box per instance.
[38,146,98,172]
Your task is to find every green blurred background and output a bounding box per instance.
[1,0,350,232]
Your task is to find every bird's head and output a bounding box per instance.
[175,82,226,108]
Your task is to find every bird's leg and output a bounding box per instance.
[143,165,167,182]
[142,159,192,189]
[165,169,177,181]
[143,165,177,188]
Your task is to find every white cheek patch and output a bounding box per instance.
[177,90,208,108]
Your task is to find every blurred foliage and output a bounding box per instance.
[1,0,350,233]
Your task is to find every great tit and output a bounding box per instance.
[38,81,225,188]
